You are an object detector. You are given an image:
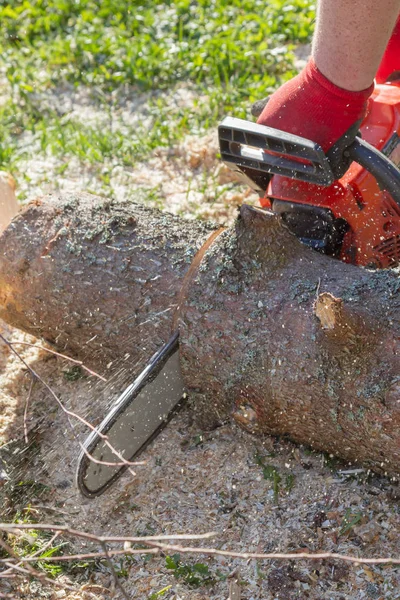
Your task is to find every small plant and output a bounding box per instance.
[63,365,83,381]
[7,513,69,578]
[148,585,172,599]
[339,509,363,537]
[285,473,296,493]
[323,452,343,471]
[192,434,204,447]
[165,554,214,587]
[255,452,282,504]
[33,543,69,577]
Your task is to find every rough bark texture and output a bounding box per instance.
[0,194,399,475]
[0,193,215,372]
[181,205,400,475]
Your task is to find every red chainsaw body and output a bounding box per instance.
[261,83,400,268]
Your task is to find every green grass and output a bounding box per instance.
[338,508,363,537]
[0,0,315,195]
[165,553,216,587]
[1,0,314,91]
[148,585,173,599]
[3,508,68,578]
[254,451,296,504]
[4,508,112,581]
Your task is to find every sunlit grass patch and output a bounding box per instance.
[0,0,315,200]
[1,0,314,92]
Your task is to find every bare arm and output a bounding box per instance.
[313,0,400,91]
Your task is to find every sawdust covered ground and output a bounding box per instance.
[1,319,400,600]
[12,82,256,227]
[1,83,400,600]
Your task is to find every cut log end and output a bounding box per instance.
[0,171,19,233]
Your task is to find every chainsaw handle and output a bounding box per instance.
[347,137,400,207]
[218,117,400,205]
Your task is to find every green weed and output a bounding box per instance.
[63,365,83,381]
[255,452,282,504]
[165,553,214,587]
[285,473,296,493]
[7,512,69,578]
[339,509,363,537]
[148,585,172,599]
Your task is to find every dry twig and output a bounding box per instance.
[99,540,130,600]
[23,377,35,444]
[145,540,400,566]
[2,523,400,566]
[0,535,75,592]
[8,340,107,382]
[0,333,143,471]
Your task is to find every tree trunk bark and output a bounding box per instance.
[0,193,399,475]
[0,193,215,376]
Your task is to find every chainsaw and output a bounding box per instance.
[77,81,400,498]
[219,82,400,268]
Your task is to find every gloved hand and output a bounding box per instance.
[254,59,374,154]
[376,16,400,83]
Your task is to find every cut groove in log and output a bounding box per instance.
[0,194,399,475]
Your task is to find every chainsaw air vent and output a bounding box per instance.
[382,193,400,218]
[373,234,400,265]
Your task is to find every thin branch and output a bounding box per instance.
[77,438,144,471]
[99,540,130,600]
[8,340,107,382]
[22,505,71,517]
[3,561,75,591]
[0,548,158,563]
[3,523,400,566]
[0,537,75,592]
[145,541,400,566]
[0,572,17,579]
[1,531,62,578]
[31,532,62,559]
[0,334,144,471]
[0,523,216,544]
[23,377,35,444]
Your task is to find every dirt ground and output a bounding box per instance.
[1,63,400,599]
[1,315,400,600]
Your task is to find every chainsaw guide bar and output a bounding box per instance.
[76,332,184,497]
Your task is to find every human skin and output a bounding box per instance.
[313,0,400,91]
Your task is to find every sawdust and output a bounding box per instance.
[17,128,255,226]
[15,83,257,226]
[1,324,400,600]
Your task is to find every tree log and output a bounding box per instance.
[0,193,399,475]
[0,193,215,375]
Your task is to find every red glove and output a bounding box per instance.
[376,16,400,83]
[257,58,374,153]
